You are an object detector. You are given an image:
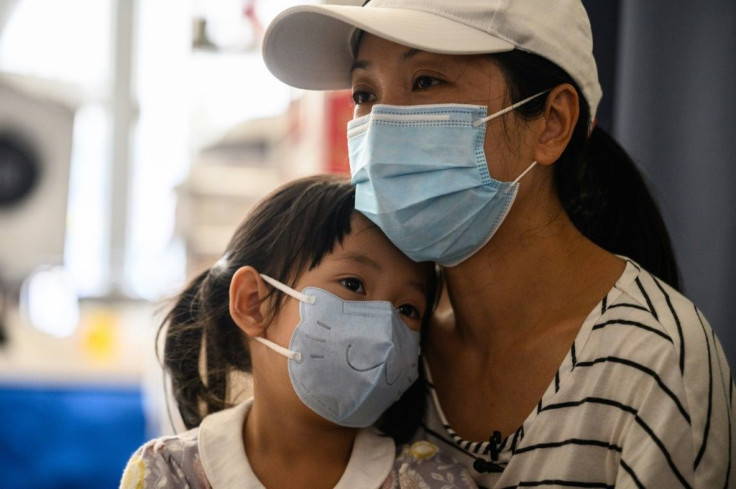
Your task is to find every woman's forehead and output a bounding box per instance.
[354,33,484,66]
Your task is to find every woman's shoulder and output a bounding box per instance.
[592,258,729,379]
[388,440,477,489]
[120,428,211,489]
[606,259,694,318]
[597,258,710,350]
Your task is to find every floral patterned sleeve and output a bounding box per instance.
[119,431,211,489]
[389,441,478,489]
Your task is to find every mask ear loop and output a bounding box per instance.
[260,274,316,304]
[254,274,313,362]
[511,160,537,186]
[472,90,551,127]
[253,336,302,362]
[472,90,547,193]
[501,161,538,195]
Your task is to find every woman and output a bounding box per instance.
[261,1,734,487]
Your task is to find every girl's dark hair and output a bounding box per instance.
[492,50,680,290]
[161,173,436,441]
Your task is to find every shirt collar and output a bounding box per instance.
[198,399,396,489]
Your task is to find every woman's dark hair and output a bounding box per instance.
[492,50,680,290]
[161,173,436,441]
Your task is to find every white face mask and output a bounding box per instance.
[255,274,420,428]
[348,91,546,266]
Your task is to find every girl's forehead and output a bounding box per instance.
[350,211,373,229]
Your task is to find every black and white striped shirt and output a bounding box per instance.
[418,260,734,488]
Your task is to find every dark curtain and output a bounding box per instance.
[585,0,736,369]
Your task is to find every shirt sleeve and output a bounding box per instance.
[609,332,698,489]
[119,436,211,489]
[609,295,733,488]
[392,441,478,489]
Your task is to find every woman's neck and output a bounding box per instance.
[244,393,357,489]
[426,207,624,439]
[440,205,624,355]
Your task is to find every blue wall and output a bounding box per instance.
[0,383,147,489]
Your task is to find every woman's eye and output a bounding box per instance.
[413,75,441,90]
[397,304,421,320]
[340,277,365,294]
[352,90,373,105]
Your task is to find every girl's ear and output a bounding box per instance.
[534,83,579,166]
[230,266,268,337]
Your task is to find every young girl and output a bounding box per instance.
[120,175,477,489]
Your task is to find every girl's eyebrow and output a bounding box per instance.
[339,252,381,270]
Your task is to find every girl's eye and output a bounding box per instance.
[397,304,421,320]
[413,75,441,90]
[340,277,365,294]
[352,90,373,105]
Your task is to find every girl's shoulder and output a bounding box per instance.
[387,440,478,489]
[120,428,211,489]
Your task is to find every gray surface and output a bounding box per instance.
[614,1,736,369]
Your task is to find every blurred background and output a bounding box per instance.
[0,0,733,487]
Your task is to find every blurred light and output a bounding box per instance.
[0,0,111,89]
[65,104,111,296]
[20,266,80,338]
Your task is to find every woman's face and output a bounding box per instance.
[350,33,538,182]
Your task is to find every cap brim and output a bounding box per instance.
[262,5,515,90]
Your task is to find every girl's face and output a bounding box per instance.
[256,213,432,425]
[350,33,538,183]
[268,212,431,349]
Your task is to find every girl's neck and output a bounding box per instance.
[244,395,357,489]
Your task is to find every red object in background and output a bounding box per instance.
[324,90,354,175]
[243,0,263,42]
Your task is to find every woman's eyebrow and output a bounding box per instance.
[401,48,421,61]
[350,59,370,73]
[350,48,422,73]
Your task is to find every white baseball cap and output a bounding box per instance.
[262,0,602,123]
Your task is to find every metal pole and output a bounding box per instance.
[109,0,137,296]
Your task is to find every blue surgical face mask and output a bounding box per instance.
[347,92,546,266]
[253,274,420,428]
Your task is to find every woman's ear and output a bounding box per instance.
[230,266,268,337]
[534,83,579,166]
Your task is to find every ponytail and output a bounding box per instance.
[493,50,681,290]
[160,265,251,429]
[159,271,207,429]
[562,126,680,289]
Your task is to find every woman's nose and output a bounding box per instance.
[352,84,412,118]
[376,85,414,107]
